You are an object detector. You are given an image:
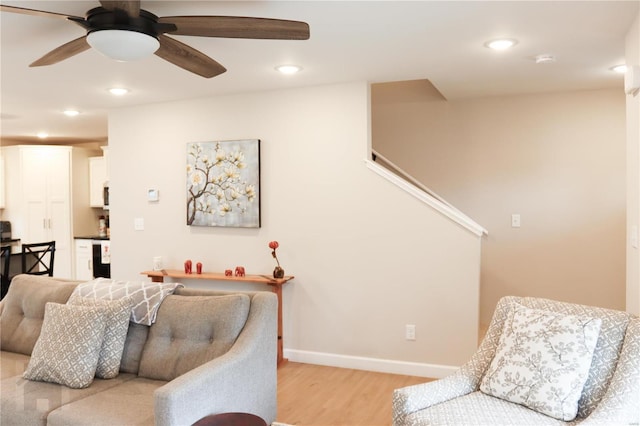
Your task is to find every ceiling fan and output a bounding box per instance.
[0,1,310,78]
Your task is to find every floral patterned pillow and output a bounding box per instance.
[480,303,601,421]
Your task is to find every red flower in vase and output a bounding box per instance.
[268,241,285,278]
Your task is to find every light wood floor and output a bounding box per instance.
[276,362,430,426]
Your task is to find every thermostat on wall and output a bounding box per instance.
[147,189,159,202]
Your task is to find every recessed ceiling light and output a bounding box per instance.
[484,39,518,51]
[275,65,302,75]
[109,87,129,96]
[63,109,80,117]
[535,54,556,64]
[37,132,49,139]
[611,64,628,74]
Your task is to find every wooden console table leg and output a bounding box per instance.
[270,283,286,366]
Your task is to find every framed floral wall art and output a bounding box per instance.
[186,139,260,228]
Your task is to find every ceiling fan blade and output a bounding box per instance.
[0,4,83,20]
[99,1,140,17]
[158,16,310,40]
[29,36,91,67]
[155,34,226,78]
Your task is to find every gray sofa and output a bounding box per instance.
[0,274,278,426]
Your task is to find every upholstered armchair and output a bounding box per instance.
[393,296,640,425]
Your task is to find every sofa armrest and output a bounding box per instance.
[579,318,640,425]
[153,292,278,426]
[392,372,477,426]
[392,298,513,426]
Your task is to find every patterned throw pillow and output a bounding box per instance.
[23,303,107,389]
[480,303,601,421]
[67,296,132,379]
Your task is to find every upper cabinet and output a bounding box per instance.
[102,146,109,181]
[89,156,107,208]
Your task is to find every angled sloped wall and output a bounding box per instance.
[373,81,626,324]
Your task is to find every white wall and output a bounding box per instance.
[373,85,627,325]
[626,11,640,315]
[108,82,482,376]
[71,147,105,238]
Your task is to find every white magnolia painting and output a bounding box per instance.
[186,139,260,228]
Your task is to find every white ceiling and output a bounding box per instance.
[1,1,637,145]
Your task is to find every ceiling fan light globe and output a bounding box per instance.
[87,29,159,62]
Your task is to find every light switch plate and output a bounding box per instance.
[134,217,144,231]
[511,214,521,228]
[147,189,159,202]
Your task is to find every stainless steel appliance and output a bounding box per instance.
[92,240,111,278]
[0,221,11,241]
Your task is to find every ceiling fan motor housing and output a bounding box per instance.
[80,7,178,61]
[81,7,176,39]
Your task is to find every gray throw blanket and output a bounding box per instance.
[70,278,184,325]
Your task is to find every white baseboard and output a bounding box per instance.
[283,349,459,379]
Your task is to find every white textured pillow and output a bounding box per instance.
[67,295,132,379]
[23,303,107,389]
[480,303,601,421]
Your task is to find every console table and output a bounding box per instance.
[141,269,294,366]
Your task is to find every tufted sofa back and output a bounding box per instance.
[136,293,250,381]
[0,275,78,355]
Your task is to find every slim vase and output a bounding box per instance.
[273,266,284,279]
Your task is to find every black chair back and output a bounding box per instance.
[22,241,56,276]
[1,245,11,298]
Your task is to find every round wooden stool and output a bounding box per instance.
[192,412,268,426]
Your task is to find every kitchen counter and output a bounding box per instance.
[0,238,20,244]
[1,239,21,255]
[74,236,109,240]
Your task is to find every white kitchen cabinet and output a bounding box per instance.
[102,146,109,181]
[74,239,93,280]
[0,153,5,209]
[2,145,73,278]
[89,156,107,207]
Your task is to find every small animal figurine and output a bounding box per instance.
[224,269,233,276]
[234,266,245,277]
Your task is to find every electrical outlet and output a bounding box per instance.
[511,214,521,228]
[134,217,144,231]
[405,324,416,341]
